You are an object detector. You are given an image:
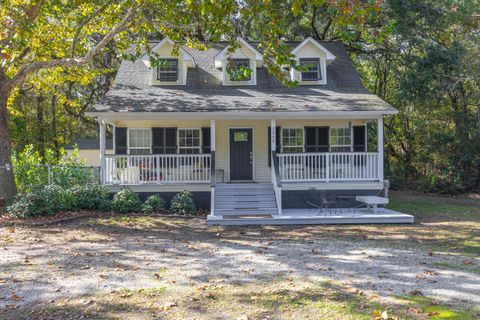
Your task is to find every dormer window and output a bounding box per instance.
[228,59,251,81]
[300,58,321,81]
[156,59,178,82]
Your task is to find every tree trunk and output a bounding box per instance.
[0,82,17,203]
[36,93,46,158]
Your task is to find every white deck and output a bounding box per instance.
[207,208,414,226]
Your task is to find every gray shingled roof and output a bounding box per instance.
[65,139,113,150]
[89,41,396,113]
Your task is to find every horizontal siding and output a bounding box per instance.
[151,42,185,86]
[111,118,375,184]
[216,120,270,182]
[294,42,327,85]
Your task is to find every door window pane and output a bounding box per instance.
[234,131,248,142]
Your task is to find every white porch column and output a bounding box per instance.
[270,119,276,152]
[377,116,384,182]
[210,119,216,216]
[99,120,106,184]
[210,119,216,152]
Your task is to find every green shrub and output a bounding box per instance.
[170,190,196,215]
[12,144,96,193]
[6,185,70,218]
[68,184,111,212]
[141,195,165,214]
[111,188,142,213]
[6,183,110,219]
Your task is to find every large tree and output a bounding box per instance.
[0,0,242,200]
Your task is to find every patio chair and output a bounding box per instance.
[305,189,338,216]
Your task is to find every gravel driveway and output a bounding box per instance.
[1,216,478,315]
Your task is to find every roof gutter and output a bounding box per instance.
[86,110,398,121]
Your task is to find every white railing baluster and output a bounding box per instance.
[276,152,379,183]
[102,154,211,185]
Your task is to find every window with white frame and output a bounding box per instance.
[300,58,321,81]
[228,58,251,81]
[156,59,178,82]
[330,127,351,152]
[178,129,201,154]
[281,128,304,153]
[128,129,151,155]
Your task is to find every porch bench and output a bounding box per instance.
[355,196,389,214]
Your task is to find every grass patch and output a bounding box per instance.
[394,295,475,320]
[433,261,480,274]
[388,193,480,220]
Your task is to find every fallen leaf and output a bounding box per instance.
[407,307,423,314]
[410,290,423,296]
[160,301,178,311]
[10,294,22,301]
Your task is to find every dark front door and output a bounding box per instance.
[230,128,253,180]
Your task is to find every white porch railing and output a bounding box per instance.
[104,154,211,185]
[277,152,379,182]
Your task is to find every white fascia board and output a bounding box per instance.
[291,36,336,61]
[142,38,195,68]
[214,37,263,68]
[86,110,398,121]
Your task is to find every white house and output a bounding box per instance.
[86,37,413,225]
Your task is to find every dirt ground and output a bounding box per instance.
[0,191,479,319]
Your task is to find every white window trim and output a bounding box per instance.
[127,128,152,155]
[222,56,256,86]
[280,127,305,153]
[329,126,352,151]
[177,128,202,153]
[151,57,186,86]
[292,56,327,85]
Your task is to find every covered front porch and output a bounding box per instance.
[93,112,412,224]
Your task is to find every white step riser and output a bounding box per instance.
[215,203,277,210]
[216,198,276,203]
[216,191,275,196]
[215,209,278,216]
[217,183,273,189]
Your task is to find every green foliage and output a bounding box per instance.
[141,195,165,215]
[111,188,142,213]
[68,184,111,212]
[11,145,97,193]
[6,183,110,218]
[170,190,196,215]
[7,185,68,218]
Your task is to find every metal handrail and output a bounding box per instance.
[271,151,282,188]
[210,150,216,188]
